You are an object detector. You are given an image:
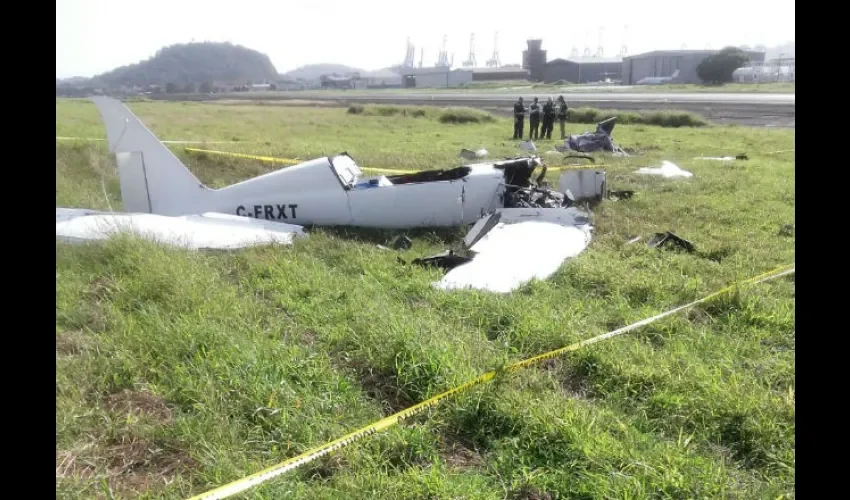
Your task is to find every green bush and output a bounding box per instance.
[347,104,431,118]
[437,107,495,124]
[568,107,708,128]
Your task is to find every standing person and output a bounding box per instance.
[512,97,526,139]
[557,95,569,139]
[541,97,556,140]
[528,97,541,140]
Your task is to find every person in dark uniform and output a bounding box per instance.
[541,97,556,139]
[528,97,541,140]
[557,95,569,139]
[512,97,526,139]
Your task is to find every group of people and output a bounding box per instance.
[512,95,569,141]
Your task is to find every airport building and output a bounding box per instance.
[470,66,530,81]
[361,69,403,88]
[400,67,474,88]
[522,39,547,82]
[621,49,766,85]
[543,57,623,84]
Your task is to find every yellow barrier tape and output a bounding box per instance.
[56,136,252,144]
[184,148,301,165]
[56,136,105,141]
[187,263,795,500]
[548,164,609,171]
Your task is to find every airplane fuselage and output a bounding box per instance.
[210,158,507,228]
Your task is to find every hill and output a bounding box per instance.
[281,63,364,81]
[92,42,279,88]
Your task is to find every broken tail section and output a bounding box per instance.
[91,96,211,215]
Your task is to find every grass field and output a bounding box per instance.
[56,99,795,499]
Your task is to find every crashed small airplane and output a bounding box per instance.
[56,96,603,292]
[558,117,627,155]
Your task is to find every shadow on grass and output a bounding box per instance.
[312,225,468,248]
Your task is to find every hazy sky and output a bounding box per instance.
[56,0,795,78]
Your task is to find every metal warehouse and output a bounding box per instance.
[543,57,623,84]
[622,49,766,85]
[471,66,530,81]
[399,68,473,88]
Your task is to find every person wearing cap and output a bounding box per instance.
[528,97,541,140]
[557,95,569,139]
[541,97,556,140]
[512,97,526,139]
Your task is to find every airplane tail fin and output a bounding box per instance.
[91,96,210,215]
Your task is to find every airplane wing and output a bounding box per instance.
[56,209,306,250]
[433,207,593,293]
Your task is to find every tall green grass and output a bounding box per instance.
[56,99,794,499]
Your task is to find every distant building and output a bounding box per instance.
[320,73,363,90]
[622,49,766,85]
[470,66,530,81]
[361,69,403,88]
[522,39,547,82]
[543,57,622,84]
[733,57,795,83]
[397,67,473,88]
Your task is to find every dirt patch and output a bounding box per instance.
[358,366,413,415]
[299,329,318,346]
[302,454,349,480]
[439,433,484,469]
[543,359,594,400]
[87,276,120,302]
[57,437,196,496]
[104,390,173,424]
[687,306,715,326]
[511,485,554,500]
[56,330,88,357]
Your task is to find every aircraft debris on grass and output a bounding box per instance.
[56,96,615,292]
[556,117,628,155]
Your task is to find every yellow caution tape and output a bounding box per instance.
[56,136,105,141]
[548,164,609,171]
[184,148,301,165]
[56,136,252,144]
[187,263,795,500]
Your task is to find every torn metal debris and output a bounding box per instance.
[519,140,537,151]
[560,117,628,155]
[411,250,473,271]
[432,207,594,293]
[694,154,748,161]
[557,169,607,203]
[460,148,489,160]
[391,235,413,250]
[636,161,693,178]
[647,231,695,253]
[607,190,634,201]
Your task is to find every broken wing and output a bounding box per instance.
[435,207,593,293]
[56,209,306,250]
